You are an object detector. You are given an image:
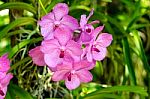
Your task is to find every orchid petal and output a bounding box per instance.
[41,39,60,54]
[29,46,46,66]
[92,47,107,61]
[53,3,69,20]
[0,54,10,72]
[44,51,62,68]
[52,70,69,81]
[56,63,72,71]
[40,12,55,21]
[80,15,87,28]
[0,73,13,87]
[96,33,113,47]
[65,74,80,90]
[54,27,72,46]
[40,23,54,39]
[73,60,94,71]
[66,40,82,56]
[76,70,93,83]
[61,15,79,31]
[92,26,104,39]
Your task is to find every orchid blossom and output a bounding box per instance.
[78,9,99,43]
[86,26,113,62]
[38,3,79,40]
[0,54,13,98]
[40,30,82,70]
[52,60,94,90]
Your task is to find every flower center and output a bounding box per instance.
[0,89,4,96]
[85,25,93,33]
[59,51,64,58]
[86,28,91,33]
[67,73,71,81]
[54,21,60,27]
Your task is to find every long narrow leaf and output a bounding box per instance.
[122,37,137,85]
[0,17,36,39]
[0,2,36,14]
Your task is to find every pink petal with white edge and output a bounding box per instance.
[66,40,82,56]
[54,27,72,46]
[52,70,69,81]
[44,51,62,68]
[76,69,93,83]
[65,74,80,90]
[0,54,10,72]
[29,46,46,66]
[92,47,107,61]
[53,3,69,21]
[41,39,60,54]
[96,33,113,47]
[61,15,79,31]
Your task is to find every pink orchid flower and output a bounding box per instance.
[78,9,99,43]
[0,73,13,98]
[0,54,13,98]
[0,54,11,80]
[29,46,46,66]
[52,60,94,90]
[38,3,79,40]
[85,26,113,62]
[0,54,10,73]
[40,32,82,70]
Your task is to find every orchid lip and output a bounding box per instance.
[0,89,4,96]
[68,73,71,81]
[92,48,100,52]
[59,51,64,58]
[86,28,91,33]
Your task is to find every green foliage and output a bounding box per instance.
[0,0,150,98]
[5,83,33,99]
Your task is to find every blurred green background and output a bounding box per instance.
[0,0,150,99]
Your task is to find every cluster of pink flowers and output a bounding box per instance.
[0,54,13,98]
[29,3,112,90]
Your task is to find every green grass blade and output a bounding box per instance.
[0,17,36,39]
[0,2,36,14]
[122,37,137,85]
[82,85,148,98]
[8,37,42,58]
[133,30,150,73]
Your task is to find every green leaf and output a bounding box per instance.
[102,0,112,2]
[122,37,137,85]
[132,30,150,73]
[6,84,33,99]
[0,17,36,39]
[82,86,148,98]
[82,93,121,99]
[0,2,36,14]
[6,30,32,37]
[8,37,42,58]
